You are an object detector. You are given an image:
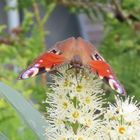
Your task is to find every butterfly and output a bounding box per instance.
[19,37,126,96]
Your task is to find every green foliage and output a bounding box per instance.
[0,1,55,139]
[0,98,37,140]
[0,0,140,139]
[100,16,140,101]
[0,82,48,140]
[59,0,140,101]
[0,131,9,140]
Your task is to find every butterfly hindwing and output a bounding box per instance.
[89,53,126,95]
[19,37,76,80]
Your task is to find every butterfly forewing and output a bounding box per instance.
[19,52,65,79]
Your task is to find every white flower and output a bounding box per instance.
[103,95,140,140]
[73,128,95,140]
[45,64,105,139]
[45,64,140,140]
[46,126,73,140]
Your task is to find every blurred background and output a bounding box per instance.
[0,0,140,139]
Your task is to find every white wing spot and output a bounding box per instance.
[99,76,103,79]
[109,79,116,90]
[92,54,97,60]
[34,64,40,67]
[109,75,113,78]
[39,60,43,62]
[107,69,110,73]
[45,68,50,71]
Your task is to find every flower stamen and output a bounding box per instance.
[76,85,83,92]
[72,111,80,119]
[118,126,126,134]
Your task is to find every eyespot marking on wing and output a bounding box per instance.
[48,48,61,55]
[108,78,124,95]
[20,67,39,79]
[91,53,105,61]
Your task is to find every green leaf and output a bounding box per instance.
[0,82,48,140]
[0,131,9,140]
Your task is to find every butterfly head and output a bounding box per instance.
[70,55,83,69]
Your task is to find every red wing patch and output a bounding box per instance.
[19,53,65,79]
[90,60,113,78]
[34,53,65,69]
[90,60,126,96]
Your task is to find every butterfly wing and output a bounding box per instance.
[90,53,126,95]
[19,37,76,79]
[77,37,126,96]
[90,60,126,95]
[19,52,65,79]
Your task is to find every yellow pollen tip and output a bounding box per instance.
[61,137,67,140]
[85,97,91,104]
[76,85,83,92]
[63,79,69,87]
[118,127,126,134]
[77,137,83,140]
[62,102,68,109]
[72,111,80,119]
[85,119,92,127]
[111,116,116,120]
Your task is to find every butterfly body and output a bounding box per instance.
[19,37,126,96]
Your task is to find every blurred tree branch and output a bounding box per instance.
[57,0,139,25]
